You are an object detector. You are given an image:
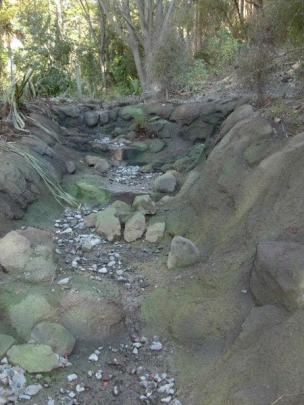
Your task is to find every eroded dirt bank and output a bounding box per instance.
[1,98,303,405]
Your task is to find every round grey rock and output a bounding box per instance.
[167,236,200,269]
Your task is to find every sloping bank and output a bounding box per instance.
[142,104,304,404]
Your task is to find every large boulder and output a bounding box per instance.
[95,207,121,241]
[7,344,59,373]
[167,236,200,269]
[60,288,123,341]
[0,334,16,357]
[31,322,75,356]
[85,155,110,173]
[111,200,132,224]
[145,222,165,243]
[9,294,56,339]
[250,241,304,311]
[133,195,156,215]
[153,172,177,193]
[0,228,56,282]
[124,212,146,242]
[84,111,99,127]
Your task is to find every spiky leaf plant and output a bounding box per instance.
[0,139,78,207]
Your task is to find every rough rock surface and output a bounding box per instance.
[0,228,56,282]
[95,207,121,241]
[124,212,146,242]
[111,200,132,223]
[167,236,200,269]
[0,334,16,357]
[133,195,156,215]
[145,222,166,243]
[31,322,75,356]
[7,344,59,373]
[154,172,177,193]
[9,294,55,339]
[250,241,304,310]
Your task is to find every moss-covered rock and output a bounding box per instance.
[0,334,16,357]
[7,344,59,373]
[31,322,75,356]
[95,207,121,241]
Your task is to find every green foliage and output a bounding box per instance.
[201,29,242,73]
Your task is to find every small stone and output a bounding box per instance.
[68,391,76,398]
[98,267,108,274]
[19,394,32,400]
[150,341,163,351]
[113,385,120,396]
[158,383,175,394]
[76,383,85,393]
[132,347,139,355]
[67,374,78,382]
[161,396,172,403]
[171,399,182,405]
[24,384,43,396]
[95,370,103,380]
[57,277,71,285]
[88,353,99,362]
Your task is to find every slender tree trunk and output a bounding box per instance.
[7,40,14,84]
[75,63,83,99]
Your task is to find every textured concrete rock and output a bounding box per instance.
[84,212,98,228]
[95,207,121,241]
[0,334,16,357]
[153,172,177,193]
[250,241,304,310]
[167,236,200,269]
[124,212,146,242]
[133,195,156,215]
[60,289,123,341]
[31,322,75,356]
[9,294,55,339]
[84,111,99,127]
[0,229,56,282]
[145,222,165,243]
[85,155,110,172]
[7,344,59,373]
[111,200,132,224]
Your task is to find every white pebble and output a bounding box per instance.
[161,396,172,403]
[76,383,85,393]
[57,277,71,285]
[24,384,43,396]
[68,391,76,398]
[67,373,78,382]
[98,267,108,274]
[88,353,99,362]
[150,341,163,351]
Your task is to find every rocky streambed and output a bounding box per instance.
[1,98,231,404]
[3,97,296,405]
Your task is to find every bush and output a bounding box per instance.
[178,60,209,93]
[237,44,275,105]
[149,30,191,94]
[202,29,242,73]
